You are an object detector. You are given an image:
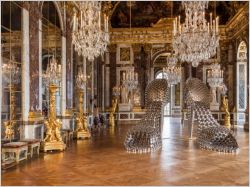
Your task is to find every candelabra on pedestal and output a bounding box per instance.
[119,71,138,111]
[41,56,66,152]
[75,68,91,139]
[109,86,120,126]
[218,83,231,128]
[2,59,20,142]
[207,63,224,111]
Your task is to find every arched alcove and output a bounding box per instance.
[236,41,248,120]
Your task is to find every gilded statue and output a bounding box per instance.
[121,85,128,103]
[109,98,118,126]
[76,89,91,139]
[222,95,231,128]
[4,86,16,141]
[41,84,66,152]
[4,121,15,140]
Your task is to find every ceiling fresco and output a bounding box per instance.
[110,1,248,28]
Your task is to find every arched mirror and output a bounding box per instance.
[41,2,62,117]
[236,41,248,121]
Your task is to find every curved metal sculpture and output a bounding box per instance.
[184,78,239,153]
[124,79,169,153]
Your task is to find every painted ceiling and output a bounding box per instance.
[110,1,248,28]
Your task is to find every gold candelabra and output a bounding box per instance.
[109,97,118,127]
[41,84,66,152]
[76,89,91,139]
[221,95,231,129]
[4,85,16,141]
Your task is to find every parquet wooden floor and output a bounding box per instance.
[1,117,249,186]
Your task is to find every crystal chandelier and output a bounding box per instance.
[75,67,87,90]
[72,2,109,61]
[122,71,138,91]
[163,65,181,86]
[172,1,220,67]
[43,56,61,86]
[207,63,223,88]
[2,56,21,85]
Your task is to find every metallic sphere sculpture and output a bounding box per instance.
[185,78,239,153]
[124,79,169,153]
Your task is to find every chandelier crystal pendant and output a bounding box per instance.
[172,1,220,67]
[72,2,109,61]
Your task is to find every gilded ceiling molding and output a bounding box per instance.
[110,28,171,44]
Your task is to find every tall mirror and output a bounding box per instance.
[41,2,62,117]
[1,2,22,141]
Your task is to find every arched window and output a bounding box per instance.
[155,70,167,79]
[236,41,247,119]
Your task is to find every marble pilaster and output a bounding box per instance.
[21,7,30,121]
[61,36,67,116]
[38,19,42,110]
[0,61,1,125]
[29,2,40,112]
[66,14,73,110]
[83,57,87,112]
[102,64,105,111]
[105,52,110,108]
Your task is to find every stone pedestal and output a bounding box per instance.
[77,131,91,139]
[210,102,220,111]
[118,103,133,112]
[41,141,66,152]
[20,123,44,140]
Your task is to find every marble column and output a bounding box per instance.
[21,4,44,140]
[105,52,110,108]
[21,7,30,121]
[29,2,40,114]
[61,36,67,116]
[91,60,94,114]
[38,19,42,111]
[180,66,185,109]
[0,1,2,126]
[83,57,87,112]
[228,44,234,108]
[102,64,105,111]
[66,14,73,110]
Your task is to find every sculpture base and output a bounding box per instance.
[224,116,231,129]
[118,103,133,112]
[109,115,115,126]
[28,111,44,122]
[77,131,91,139]
[210,102,220,111]
[41,141,66,152]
